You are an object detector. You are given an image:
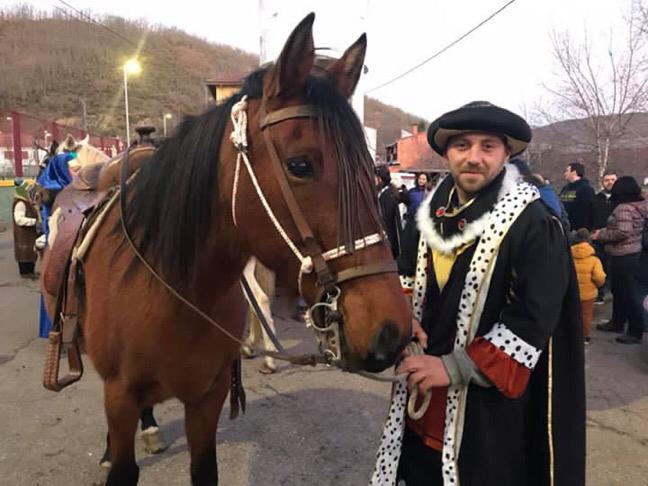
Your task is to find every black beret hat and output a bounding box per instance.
[427,101,532,156]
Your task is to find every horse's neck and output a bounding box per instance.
[188,220,249,300]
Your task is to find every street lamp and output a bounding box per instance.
[123,58,142,146]
[163,113,172,137]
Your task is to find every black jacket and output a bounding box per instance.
[378,184,402,258]
[559,178,595,230]
[586,191,614,230]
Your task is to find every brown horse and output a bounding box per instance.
[78,14,411,485]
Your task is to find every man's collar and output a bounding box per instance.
[416,163,523,254]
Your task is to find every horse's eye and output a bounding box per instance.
[286,157,313,178]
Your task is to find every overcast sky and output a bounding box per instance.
[15,0,631,122]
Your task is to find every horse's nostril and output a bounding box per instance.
[368,320,401,364]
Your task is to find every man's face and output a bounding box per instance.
[564,166,576,182]
[445,132,509,197]
[602,174,617,192]
[417,174,428,188]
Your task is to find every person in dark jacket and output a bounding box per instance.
[586,171,618,302]
[593,176,648,343]
[560,162,595,230]
[375,165,403,258]
[405,172,429,221]
[510,158,570,229]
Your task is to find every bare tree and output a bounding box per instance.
[542,0,648,180]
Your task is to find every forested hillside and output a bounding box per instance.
[0,7,423,153]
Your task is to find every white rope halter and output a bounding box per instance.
[229,96,385,290]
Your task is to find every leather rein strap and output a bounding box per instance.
[258,103,336,288]
[118,144,327,367]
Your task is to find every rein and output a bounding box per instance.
[118,144,327,367]
[117,95,429,418]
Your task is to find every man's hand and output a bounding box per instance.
[397,355,450,395]
[411,318,428,349]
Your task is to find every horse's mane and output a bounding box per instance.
[125,67,380,285]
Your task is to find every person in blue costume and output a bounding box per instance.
[35,151,75,338]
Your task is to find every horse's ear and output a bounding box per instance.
[326,34,367,99]
[265,13,315,99]
[80,135,90,146]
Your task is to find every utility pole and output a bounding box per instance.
[80,97,88,132]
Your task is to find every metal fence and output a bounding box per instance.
[0,111,125,179]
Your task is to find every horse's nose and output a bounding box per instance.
[365,320,403,371]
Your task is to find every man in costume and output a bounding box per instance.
[371,101,585,486]
[12,179,39,278]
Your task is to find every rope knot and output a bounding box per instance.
[230,95,249,153]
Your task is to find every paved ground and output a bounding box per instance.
[0,228,647,485]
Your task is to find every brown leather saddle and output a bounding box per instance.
[42,144,156,392]
[78,145,156,192]
[42,139,246,411]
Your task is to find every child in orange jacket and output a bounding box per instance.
[571,228,606,342]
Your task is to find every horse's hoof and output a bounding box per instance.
[140,426,168,454]
[258,362,276,374]
[99,454,112,469]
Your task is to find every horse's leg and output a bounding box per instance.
[140,406,168,454]
[184,374,229,486]
[104,380,140,486]
[241,306,257,358]
[100,432,111,468]
[256,264,277,373]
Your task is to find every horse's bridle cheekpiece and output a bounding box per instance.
[230,95,397,366]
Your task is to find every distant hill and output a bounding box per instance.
[0,8,423,155]
[529,113,648,185]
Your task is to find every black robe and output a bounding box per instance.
[397,168,585,485]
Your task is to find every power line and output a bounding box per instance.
[366,0,517,94]
[57,0,138,47]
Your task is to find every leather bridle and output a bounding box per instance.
[231,96,398,365]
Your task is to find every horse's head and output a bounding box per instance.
[228,14,412,372]
[125,13,412,373]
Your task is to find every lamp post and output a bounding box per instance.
[163,113,172,137]
[123,58,142,146]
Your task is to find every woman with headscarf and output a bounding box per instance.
[593,176,648,344]
[12,179,39,278]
